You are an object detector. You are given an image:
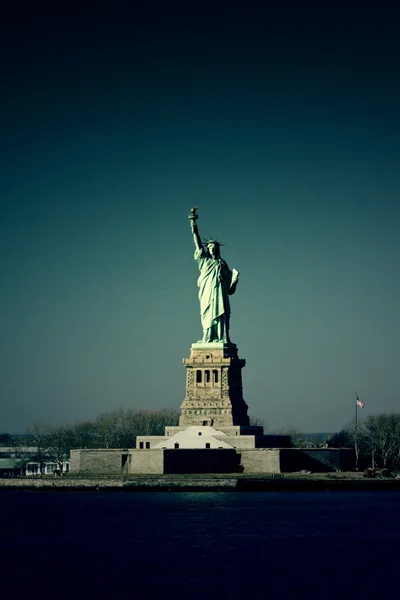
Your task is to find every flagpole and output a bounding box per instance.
[355,393,359,469]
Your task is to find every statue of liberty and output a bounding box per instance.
[189,208,239,344]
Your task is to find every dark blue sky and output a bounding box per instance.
[1,6,399,432]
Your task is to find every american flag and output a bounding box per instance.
[356,394,365,408]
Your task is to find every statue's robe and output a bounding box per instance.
[194,247,234,342]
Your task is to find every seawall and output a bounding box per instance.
[1,473,400,492]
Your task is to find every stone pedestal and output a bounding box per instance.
[179,342,250,428]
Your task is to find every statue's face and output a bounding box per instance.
[208,244,220,258]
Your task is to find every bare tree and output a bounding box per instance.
[249,415,267,429]
[46,425,73,476]
[362,414,400,469]
[330,413,400,470]
[326,429,352,448]
[11,439,32,476]
[70,420,100,449]
[392,418,400,471]
[117,408,180,447]
[23,407,180,453]
[145,408,179,436]
[95,411,122,449]
[26,422,52,475]
[272,427,314,448]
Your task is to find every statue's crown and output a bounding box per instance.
[203,238,224,246]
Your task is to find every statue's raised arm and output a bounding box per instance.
[188,207,202,252]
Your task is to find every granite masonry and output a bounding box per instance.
[69,343,354,475]
[179,342,249,428]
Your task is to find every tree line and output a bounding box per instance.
[2,410,265,474]
[3,411,400,473]
[327,413,400,471]
[2,407,180,474]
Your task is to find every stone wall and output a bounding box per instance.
[239,448,355,474]
[70,446,355,476]
[129,449,164,474]
[280,448,355,473]
[240,449,281,473]
[69,450,80,473]
[70,449,128,475]
[222,436,256,449]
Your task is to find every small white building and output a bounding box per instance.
[25,461,70,476]
[0,447,69,476]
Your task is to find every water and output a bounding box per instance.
[1,490,399,599]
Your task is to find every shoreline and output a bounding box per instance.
[1,473,400,492]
